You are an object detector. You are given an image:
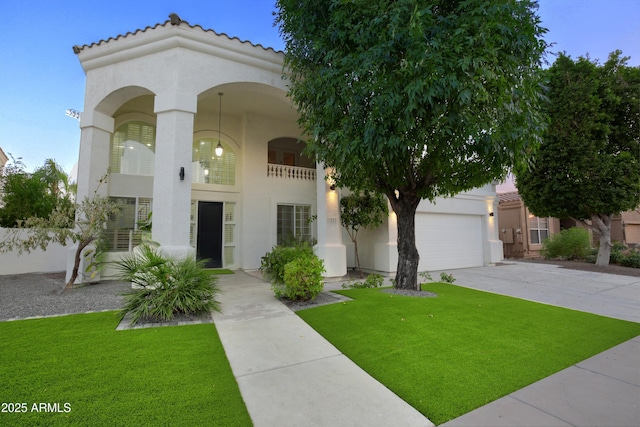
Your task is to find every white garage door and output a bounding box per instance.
[415,213,484,271]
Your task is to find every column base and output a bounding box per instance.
[314,243,347,278]
[157,245,196,261]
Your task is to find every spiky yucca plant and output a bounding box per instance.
[116,245,221,325]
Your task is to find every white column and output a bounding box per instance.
[66,110,114,284]
[152,93,197,260]
[313,163,347,277]
[75,110,114,200]
[486,186,504,264]
[373,206,399,274]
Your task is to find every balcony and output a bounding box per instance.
[267,164,316,180]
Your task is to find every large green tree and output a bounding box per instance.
[0,157,74,228]
[276,0,548,289]
[516,52,640,266]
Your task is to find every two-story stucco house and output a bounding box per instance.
[66,14,503,282]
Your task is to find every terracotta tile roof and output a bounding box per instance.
[72,13,281,54]
[497,191,521,203]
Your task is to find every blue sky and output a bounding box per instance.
[1,0,638,176]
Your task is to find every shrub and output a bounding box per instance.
[342,273,384,289]
[418,271,455,284]
[609,248,625,265]
[282,255,325,301]
[440,272,456,283]
[540,228,591,260]
[116,245,221,325]
[260,243,313,284]
[618,251,640,268]
[419,271,433,282]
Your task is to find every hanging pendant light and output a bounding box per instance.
[215,92,224,157]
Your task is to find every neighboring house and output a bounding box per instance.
[613,210,640,248]
[497,191,561,258]
[498,191,640,258]
[68,14,502,281]
[0,147,7,169]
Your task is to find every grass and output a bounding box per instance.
[297,283,640,425]
[205,269,235,275]
[0,312,251,426]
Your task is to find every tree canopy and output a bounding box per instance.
[0,157,74,228]
[276,0,548,289]
[516,51,640,265]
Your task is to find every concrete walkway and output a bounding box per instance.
[213,262,640,426]
[212,272,433,427]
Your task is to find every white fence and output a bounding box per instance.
[0,228,68,275]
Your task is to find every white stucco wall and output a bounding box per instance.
[350,183,503,275]
[0,228,68,274]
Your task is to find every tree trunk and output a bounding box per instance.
[64,237,93,293]
[354,239,364,278]
[591,214,612,267]
[388,191,421,290]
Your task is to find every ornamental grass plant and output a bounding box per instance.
[116,245,221,325]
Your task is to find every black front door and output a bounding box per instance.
[197,202,223,268]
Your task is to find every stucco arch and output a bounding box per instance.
[91,86,156,117]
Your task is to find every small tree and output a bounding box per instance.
[340,192,388,277]
[0,177,121,292]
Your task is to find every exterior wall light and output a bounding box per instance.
[179,167,185,181]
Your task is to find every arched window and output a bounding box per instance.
[111,121,156,175]
[192,138,236,185]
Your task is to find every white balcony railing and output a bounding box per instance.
[267,164,316,180]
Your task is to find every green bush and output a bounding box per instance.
[440,272,456,283]
[342,273,385,289]
[260,243,313,284]
[618,251,640,268]
[611,241,628,252]
[116,245,221,325]
[540,228,591,260]
[609,247,626,265]
[282,255,326,301]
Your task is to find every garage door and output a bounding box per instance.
[415,213,484,271]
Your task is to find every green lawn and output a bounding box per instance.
[0,312,251,426]
[297,283,640,425]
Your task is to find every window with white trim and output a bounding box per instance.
[192,139,236,185]
[277,204,312,245]
[529,215,549,244]
[111,121,156,175]
[105,197,152,251]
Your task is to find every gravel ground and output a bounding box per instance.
[0,272,130,321]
